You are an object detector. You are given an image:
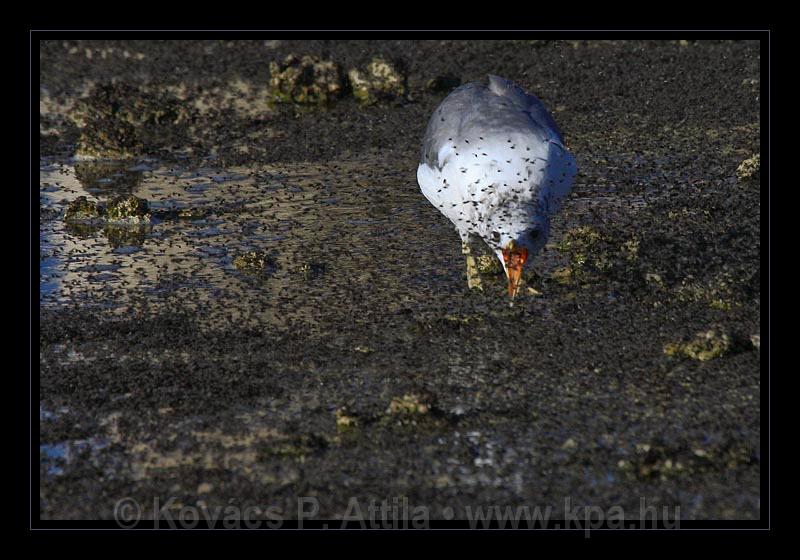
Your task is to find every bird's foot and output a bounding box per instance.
[467,269,484,291]
[461,241,484,290]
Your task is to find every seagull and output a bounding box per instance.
[417,74,577,299]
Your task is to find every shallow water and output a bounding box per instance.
[40,157,648,334]
[40,158,473,331]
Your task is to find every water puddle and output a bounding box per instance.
[40,158,469,331]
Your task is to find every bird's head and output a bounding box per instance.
[494,222,549,299]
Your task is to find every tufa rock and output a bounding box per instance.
[664,329,731,361]
[387,394,430,415]
[71,82,192,159]
[268,54,344,104]
[233,251,278,276]
[76,119,143,160]
[736,153,760,181]
[69,82,191,128]
[105,195,151,224]
[64,196,103,223]
[348,58,407,104]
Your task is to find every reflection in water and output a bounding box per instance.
[73,160,144,197]
[102,224,151,249]
[63,221,151,249]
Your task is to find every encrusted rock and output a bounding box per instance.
[105,195,151,224]
[387,394,430,415]
[664,329,731,361]
[64,194,151,227]
[348,58,407,104]
[69,82,190,128]
[268,54,344,104]
[64,196,103,223]
[71,83,192,159]
[76,120,143,159]
[335,408,357,429]
[736,153,760,181]
[233,251,277,276]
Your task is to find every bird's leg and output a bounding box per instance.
[462,241,483,291]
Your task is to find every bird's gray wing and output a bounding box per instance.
[421,77,564,169]
[420,82,489,168]
[487,74,564,145]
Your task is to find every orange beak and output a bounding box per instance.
[502,242,528,299]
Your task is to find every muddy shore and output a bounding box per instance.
[39,39,761,522]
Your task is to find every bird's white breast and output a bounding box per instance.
[418,131,576,243]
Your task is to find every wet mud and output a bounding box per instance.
[39,39,761,521]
